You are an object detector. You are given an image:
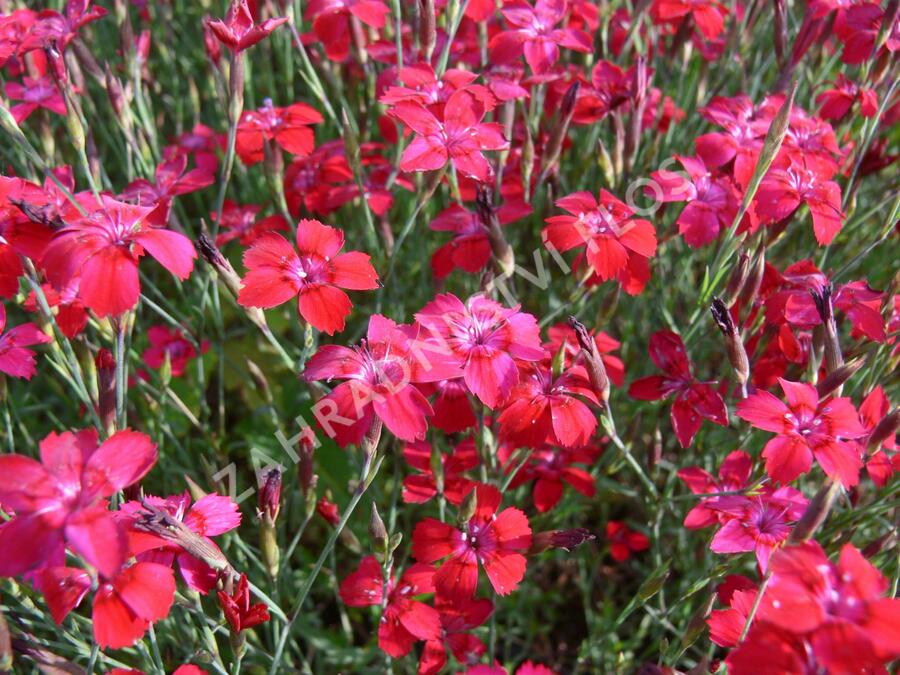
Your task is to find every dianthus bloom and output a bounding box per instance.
[206,0,287,52]
[235,100,324,165]
[142,325,208,377]
[606,521,650,562]
[0,428,156,578]
[736,378,866,487]
[628,330,728,447]
[412,483,532,600]
[237,219,378,335]
[542,189,657,291]
[415,293,545,409]
[339,555,441,657]
[0,303,51,380]
[218,573,271,632]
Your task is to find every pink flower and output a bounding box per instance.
[649,154,739,248]
[206,0,287,52]
[497,363,599,448]
[736,378,867,487]
[412,483,532,600]
[120,155,214,226]
[235,100,324,165]
[816,74,878,120]
[651,0,728,40]
[119,492,240,593]
[213,200,289,246]
[237,219,378,335]
[415,293,545,409]
[4,76,66,123]
[22,0,107,51]
[0,428,156,578]
[488,0,592,74]
[142,326,207,377]
[402,438,479,506]
[606,521,650,562]
[391,88,508,182]
[706,575,758,647]
[38,561,175,650]
[339,555,441,658]
[628,331,728,448]
[305,0,390,62]
[542,189,657,287]
[42,196,197,318]
[0,303,51,380]
[678,450,753,528]
[304,314,459,445]
[835,2,900,65]
[419,597,493,675]
[856,386,897,487]
[504,443,600,512]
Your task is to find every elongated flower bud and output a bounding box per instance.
[811,284,843,377]
[868,408,900,453]
[540,81,579,180]
[368,503,388,554]
[96,348,117,436]
[476,186,515,277]
[739,244,766,307]
[135,501,234,575]
[420,0,437,60]
[529,528,595,554]
[722,252,750,308]
[258,468,282,577]
[710,298,750,394]
[789,480,839,544]
[816,356,866,399]
[458,488,478,528]
[569,317,610,405]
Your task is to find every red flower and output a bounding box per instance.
[488,0,592,74]
[42,196,197,318]
[0,303,51,380]
[4,76,66,123]
[236,100,324,165]
[119,492,240,593]
[379,63,488,110]
[649,154,739,248]
[415,293,545,409]
[545,322,625,386]
[305,0,390,62]
[816,74,878,120]
[835,2,900,65]
[0,429,156,578]
[856,386,897,487]
[419,596,493,675]
[707,576,757,648]
[237,219,378,335]
[213,200,289,246]
[402,438,479,506]
[412,483,532,600]
[339,555,441,657]
[678,450,752,529]
[304,315,459,445]
[628,330,728,448]
[142,326,208,378]
[391,88,508,183]
[651,0,728,40]
[542,189,657,287]
[120,155,214,226]
[218,573,271,632]
[23,282,88,339]
[572,61,634,124]
[22,0,107,51]
[605,521,650,562]
[729,542,900,673]
[205,0,287,52]
[754,157,844,245]
[497,363,599,449]
[38,561,175,649]
[505,444,600,512]
[736,378,867,487]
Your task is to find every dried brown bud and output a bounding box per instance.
[569,317,610,404]
[710,298,750,392]
[135,501,233,575]
[816,356,866,399]
[739,245,766,306]
[811,284,843,376]
[529,528,596,554]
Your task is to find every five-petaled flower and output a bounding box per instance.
[206,0,287,52]
[218,573,271,632]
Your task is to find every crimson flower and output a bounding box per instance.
[22,0,107,51]
[142,326,207,377]
[237,219,378,335]
[505,444,600,512]
[728,542,900,673]
[120,155,214,226]
[754,157,844,245]
[236,100,324,165]
[649,154,739,248]
[391,88,508,183]
[488,0,592,74]
[0,303,51,380]
[42,196,197,318]
[857,386,897,487]
[835,2,900,65]
[736,378,866,487]
[628,330,728,448]
[678,450,753,528]
[497,363,599,448]
[816,74,878,120]
[339,555,441,657]
[119,492,240,593]
[23,282,88,339]
[542,189,657,286]
[415,293,545,409]
[214,200,289,246]
[572,61,634,124]
[402,438,478,506]
[304,314,459,445]
[545,323,625,386]
[218,573,271,632]
[0,428,156,578]
[606,521,650,562]
[379,63,487,110]
[206,0,287,52]
[706,576,757,647]
[650,0,728,40]
[419,597,493,675]
[420,378,477,433]
[305,0,390,62]
[412,483,532,600]
[37,561,175,649]
[4,76,66,123]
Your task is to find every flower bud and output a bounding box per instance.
[476,186,515,278]
[429,443,445,496]
[0,604,10,672]
[529,528,595,554]
[420,0,437,60]
[197,232,269,331]
[789,480,840,544]
[457,487,478,528]
[811,284,843,377]
[710,298,750,394]
[96,348,116,436]
[540,81,579,181]
[569,317,610,405]
[682,591,716,650]
[868,408,900,454]
[815,356,865,399]
[135,501,233,575]
[258,468,282,577]
[368,503,388,554]
[721,252,750,308]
